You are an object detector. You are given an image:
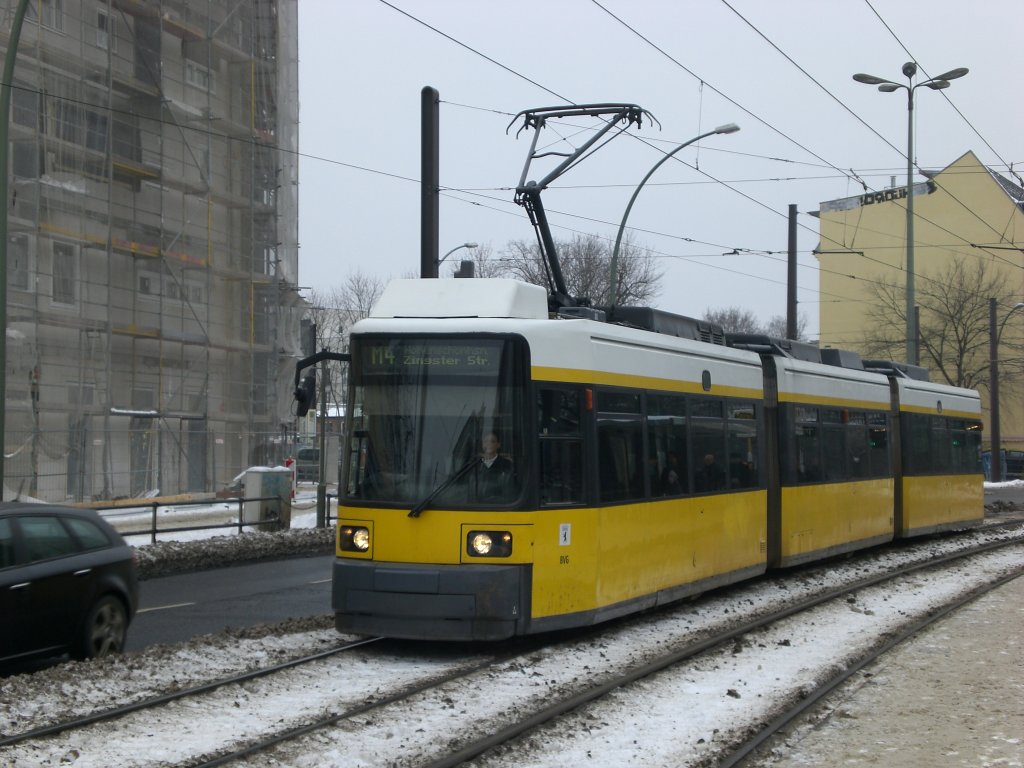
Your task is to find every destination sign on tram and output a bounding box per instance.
[360,340,503,375]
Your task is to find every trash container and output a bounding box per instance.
[243,467,293,531]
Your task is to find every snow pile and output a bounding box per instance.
[134,527,333,580]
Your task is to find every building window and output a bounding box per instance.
[41,0,65,32]
[96,10,115,51]
[185,60,215,93]
[12,85,40,129]
[52,241,77,305]
[9,234,31,291]
[85,110,108,152]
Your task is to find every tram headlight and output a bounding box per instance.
[467,530,513,558]
[339,525,370,552]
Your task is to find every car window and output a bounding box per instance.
[65,517,112,550]
[0,518,14,568]
[19,516,80,562]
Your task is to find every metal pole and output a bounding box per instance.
[0,0,32,495]
[989,298,1001,482]
[316,354,327,527]
[786,204,797,339]
[905,84,917,366]
[421,86,439,278]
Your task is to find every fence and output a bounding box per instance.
[3,424,340,505]
[95,493,339,544]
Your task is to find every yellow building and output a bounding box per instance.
[815,151,1024,453]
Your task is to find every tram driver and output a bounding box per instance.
[471,430,518,502]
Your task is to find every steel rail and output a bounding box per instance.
[0,637,384,748]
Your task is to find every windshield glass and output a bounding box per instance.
[344,336,526,507]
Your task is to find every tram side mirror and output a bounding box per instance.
[454,260,475,278]
[294,372,317,417]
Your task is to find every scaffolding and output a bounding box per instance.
[1,0,302,502]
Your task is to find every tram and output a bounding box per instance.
[329,279,983,640]
[327,103,983,640]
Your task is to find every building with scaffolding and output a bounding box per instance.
[1,0,303,502]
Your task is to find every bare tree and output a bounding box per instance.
[306,270,386,412]
[703,306,761,334]
[764,313,809,341]
[500,232,662,306]
[864,258,1024,390]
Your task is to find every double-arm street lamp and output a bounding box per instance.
[988,298,1024,482]
[852,62,968,366]
[608,123,740,307]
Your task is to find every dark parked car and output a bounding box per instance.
[0,503,138,665]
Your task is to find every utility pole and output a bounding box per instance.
[787,204,797,339]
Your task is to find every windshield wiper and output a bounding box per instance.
[409,457,480,518]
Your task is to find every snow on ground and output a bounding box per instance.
[1,520,1022,766]
[1,483,1022,767]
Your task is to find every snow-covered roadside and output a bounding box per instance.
[126,491,334,579]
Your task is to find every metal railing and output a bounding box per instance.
[94,493,339,544]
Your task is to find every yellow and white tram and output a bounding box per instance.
[331,278,983,641]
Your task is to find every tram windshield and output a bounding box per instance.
[344,336,526,507]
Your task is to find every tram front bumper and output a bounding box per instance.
[332,558,530,641]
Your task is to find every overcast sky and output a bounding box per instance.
[296,0,1023,340]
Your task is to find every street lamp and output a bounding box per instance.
[988,298,1024,482]
[609,124,739,307]
[853,62,968,366]
[438,242,478,268]
[0,0,31,493]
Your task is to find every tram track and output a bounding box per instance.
[0,636,385,749]
[416,534,1024,768]
[3,525,1022,767]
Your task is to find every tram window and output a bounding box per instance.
[848,422,869,477]
[821,408,843,424]
[904,413,944,475]
[795,406,818,423]
[949,419,974,474]
[596,391,641,414]
[538,387,584,505]
[538,388,581,435]
[598,415,643,502]
[691,399,723,419]
[692,403,726,493]
[821,421,846,481]
[867,413,889,477]
[931,418,952,473]
[791,407,821,483]
[728,402,755,421]
[648,394,687,497]
[726,405,758,489]
[539,439,583,504]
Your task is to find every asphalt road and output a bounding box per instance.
[126,554,335,652]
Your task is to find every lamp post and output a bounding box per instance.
[988,298,1024,482]
[608,124,739,307]
[0,0,31,495]
[437,242,478,272]
[852,62,968,366]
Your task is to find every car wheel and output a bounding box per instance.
[75,595,128,659]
